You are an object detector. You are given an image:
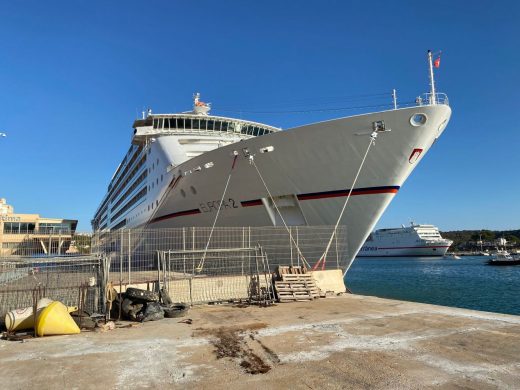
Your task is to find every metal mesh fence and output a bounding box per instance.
[0,231,92,258]
[94,226,348,304]
[0,256,102,325]
[0,226,348,324]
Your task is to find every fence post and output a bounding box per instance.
[289,227,293,266]
[296,227,300,267]
[119,229,123,303]
[128,229,131,285]
[335,227,339,269]
[182,228,186,276]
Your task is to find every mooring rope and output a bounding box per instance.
[196,154,238,272]
[249,156,311,269]
[314,130,379,274]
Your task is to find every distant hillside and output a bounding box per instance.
[441,229,520,250]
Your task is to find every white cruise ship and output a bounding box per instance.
[92,52,451,267]
[358,222,453,257]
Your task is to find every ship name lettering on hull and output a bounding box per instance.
[200,198,239,213]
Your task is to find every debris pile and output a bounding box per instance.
[113,287,189,322]
[2,286,189,341]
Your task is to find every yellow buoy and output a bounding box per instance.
[36,301,80,336]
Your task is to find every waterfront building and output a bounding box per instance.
[0,198,77,256]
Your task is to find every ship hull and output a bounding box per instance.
[131,104,451,268]
[357,245,451,257]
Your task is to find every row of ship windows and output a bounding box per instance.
[110,170,148,214]
[152,117,274,136]
[110,187,147,223]
[96,151,147,223]
[102,154,163,228]
[108,145,143,193]
[110,155,147,204]
[110,144,139,186]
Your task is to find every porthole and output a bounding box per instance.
[410,113,427,127]
[190,186,197,195]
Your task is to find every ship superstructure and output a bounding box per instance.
[92,53,451,267]
[358,222,453,257]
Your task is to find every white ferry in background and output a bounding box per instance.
[358,222,453,257]
[92,52,451,266]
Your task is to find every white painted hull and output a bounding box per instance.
[124,104,451,269]
[357,245,451,257]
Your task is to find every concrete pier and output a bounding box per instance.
[1,295,519,389]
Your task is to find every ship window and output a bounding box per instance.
[228,122,236,132]
[214,121,222,131]
[158,118,164,128]
[207,120,214,131]
[163,118,169,129]
[221,122,228,132]
[185,118,192,129]
[192,119,200,130]
[199,119,207,130]
[176,118,184,129]
[156,200,158,207]
[253,127,259,136]
[153,119,158,129]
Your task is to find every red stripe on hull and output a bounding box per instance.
[298,188,398,201]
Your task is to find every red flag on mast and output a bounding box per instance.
[434,56,441,68]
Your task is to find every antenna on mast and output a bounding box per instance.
[427,50,437,105]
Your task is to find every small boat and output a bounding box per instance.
[487,249,520,266]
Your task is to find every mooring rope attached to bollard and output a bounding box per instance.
[314,130,379,273]
[196,153,238,272]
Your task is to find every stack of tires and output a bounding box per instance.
[117,287,188,322]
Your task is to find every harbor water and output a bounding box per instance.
[345,256,520,316]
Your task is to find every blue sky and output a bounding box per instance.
[1,1,519,232]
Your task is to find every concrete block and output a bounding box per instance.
[309,269,346,294]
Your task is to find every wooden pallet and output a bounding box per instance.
[275,265,307,279]
[274,275,320,302]
[281,274,313,282]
